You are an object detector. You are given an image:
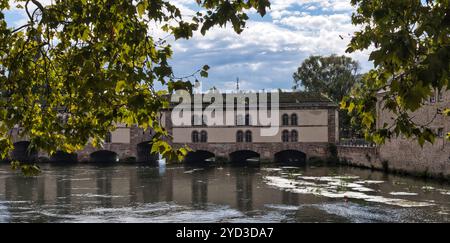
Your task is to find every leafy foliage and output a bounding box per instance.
[293,55,361,103]
[10,160,41,176]
[293,55,364,138]
[0,0,270,166]
[343,0,450,145]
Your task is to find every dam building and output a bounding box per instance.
[6,92,339,165]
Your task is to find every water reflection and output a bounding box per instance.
[191,170,208,209]
[0,163,449,222]
[236,168,254,212]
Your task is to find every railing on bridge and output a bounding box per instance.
[338,138,376,148]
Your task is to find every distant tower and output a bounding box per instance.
[236,77,240,91]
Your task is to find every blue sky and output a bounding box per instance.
[5,0,372,92]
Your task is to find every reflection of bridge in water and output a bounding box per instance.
[0,165,316,218]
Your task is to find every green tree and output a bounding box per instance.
[0,0,270,171]
[342,0,449,145]
[293,54,363,138]
[293,55,361,103]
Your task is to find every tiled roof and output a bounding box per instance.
[166,91,336,108]
[278,91,332,104]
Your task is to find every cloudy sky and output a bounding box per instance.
[4,0,372,92]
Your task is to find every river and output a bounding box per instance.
[0,163,449,223]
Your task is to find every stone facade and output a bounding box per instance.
[174,142,330,162]
[327,108,338,143]
[76,126,154,161]
[339,89,450,178]
[337,146,379,168]
[165,92,338,163]
[375,90,450,177]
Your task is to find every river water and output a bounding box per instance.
[0,163,449,223]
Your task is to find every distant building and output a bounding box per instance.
[163,91,339,164]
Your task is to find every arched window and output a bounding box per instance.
[245,130,252,143]
[200,131,208,143]
[291,130,298,142]
[236,130,244,142]
[291,114,298,126]
[236,114,244,126]
[282,114,289,126]
[245,114,251,126]
[282,130,289,142]
[105,132,112,143]
[192,131,199,143]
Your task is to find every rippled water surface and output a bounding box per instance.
[1,163,450,223]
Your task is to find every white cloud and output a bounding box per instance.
[4,0,371,91]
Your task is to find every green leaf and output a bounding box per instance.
[443,108,450,117]
[137,2,146,16]
[115,80,127,93]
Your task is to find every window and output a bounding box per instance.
[291,130,298,142]
[245,114,251,126]
[105,132,112,143]
[282,130,289,142]
[200,131,208,143]
[282,114,289,126]
[192,131,199,143]
[236,130,244,142]
[291,114,298,126]
[437,128,444,138]
[245,130,252,143]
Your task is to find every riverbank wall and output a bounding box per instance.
[337,141,450,180]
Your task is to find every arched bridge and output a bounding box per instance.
[177,142,329,165]
[7,126,159,164]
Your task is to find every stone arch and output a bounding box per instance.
[11,141,38,163]
[274,150,307,165]
[229,150,260,165]
[183,150,215,164]
[136,141,159,165]
[90,150,119,163]
[50,151,78,163]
